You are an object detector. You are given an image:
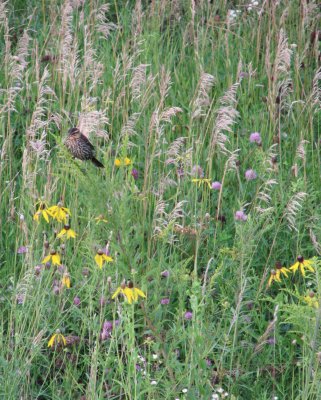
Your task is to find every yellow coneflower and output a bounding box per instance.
[268,262,290,286]
[112,281,127,301]
[62,272,71,289]
[47,202,71,224]
[57,225,77,239]
[289,255,314,277]
[303,292,319,309]
[192,178,212,189]
[112,281,146,304]
[33,201,50,223]
[94,215,108,224]
[42,250,61,266]
[114,157,132,167]
[48,329,66,348]
[124,281,146,304]
[94,249,113,268]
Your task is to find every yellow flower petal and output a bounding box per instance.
[33,212,40,222]
[57,229,66,239]
[48,334,56,348]
[42,255,51,264]
[52,254,61,266]
[102,254,113,263]
[115,159,121,167]
[289,262,299,272]
[67,229,76,239]
[268,275,273,287]
[95,254,103,268]
[124,287,133,304]
[42,210,50,223]
[112,287,122,299]
[134,288,146,299]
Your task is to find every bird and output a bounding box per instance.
[64,127,104,168]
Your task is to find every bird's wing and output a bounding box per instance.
[80,134,95,150]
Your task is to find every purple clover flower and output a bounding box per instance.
[160,298,170,305]
[131,168,139,180]
[235,210,248,221]
[17,246,28,254]
[245,169,257,181]
[249,132,261,144]
[161,270,170,278]
[211,181,222,190]
[184,311,193,320]
[73,296,81,306]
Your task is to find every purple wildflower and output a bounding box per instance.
[161,270,170,278]
[100,296,107,307]
[249,132,261,144]
[184,311,193,320]
[160,298,170,305]
[235,210,247,221]
[131,168,139,180]
[34,265,42,276]
[73,296,81,306]
[17,246,28,254]
[211,181,222,190]
[245,169,257,181]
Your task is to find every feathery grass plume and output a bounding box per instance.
[159,66,172,106]
[165,136,192,171]
[284,191,307,231]
[153,174,178,196]
[120,113,141,138]
[254,305,279,354]
[309,68,321,110]
[296,139,309,161]
[78,96,109,139]
[130,64,150,100]
[274,29,292,77]
[95,3,117,40]
[26,67,56,143]
[160,106,183,123]
[255,179,278,215]
[1,29,30,115]
[309,229,321,255]
[210,81,240,156]
[59,0,76,91]
[132,0,143,38]
[191,71,215,119]
[29,130,49,161]
[83,27,104,93]
[0,0,7,28]
[153,198,186,243]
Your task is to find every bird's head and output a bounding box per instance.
[68,127,80,136]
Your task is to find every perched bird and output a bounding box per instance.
[65,127,104,168]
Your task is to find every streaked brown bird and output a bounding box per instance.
[65,127,104,168]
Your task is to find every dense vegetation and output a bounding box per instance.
[0,1,320,399]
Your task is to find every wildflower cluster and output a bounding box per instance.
[32,197,146,348]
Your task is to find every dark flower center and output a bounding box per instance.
[275,261,282,270]
[50,250,56,255]
[128,281,134,289]
[297,255,304,263]
[64,225,70,230]
[97,249,103,255]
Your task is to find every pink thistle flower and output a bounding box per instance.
[245,169,257,181]
[211,181,222,190]
[235,210,247,221]
[249,132,261,144]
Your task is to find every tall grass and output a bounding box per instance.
[0,0,320,399]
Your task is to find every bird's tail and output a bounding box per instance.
[91,157,104,168]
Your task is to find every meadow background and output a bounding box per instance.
[0,0,321,399]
